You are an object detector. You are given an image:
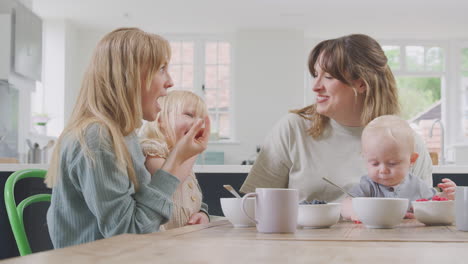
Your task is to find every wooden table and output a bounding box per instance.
[2,219,468,264]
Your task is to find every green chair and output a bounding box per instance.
[4,169,51,256]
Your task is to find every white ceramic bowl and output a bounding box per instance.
[352,197,408,229]
[297,203,341,229]
[412,200,454,226]
[220,197,256,227]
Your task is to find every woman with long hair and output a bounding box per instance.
[45,28,210,248]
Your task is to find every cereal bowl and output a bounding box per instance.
[297,203,341,228]
[220,197,256,227]
[352,197,408,229]
[412,200,454,226]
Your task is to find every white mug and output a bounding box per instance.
[455,186,468,231]
[241,188,298,233]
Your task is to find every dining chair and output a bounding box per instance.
[4,169,51,256]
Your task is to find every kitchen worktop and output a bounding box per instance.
[0,164,467,173]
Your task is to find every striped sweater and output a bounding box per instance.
[47,124,179,248]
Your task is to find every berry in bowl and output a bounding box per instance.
[412,196,454,226]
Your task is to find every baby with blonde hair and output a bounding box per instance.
[140,90,210,229]
[341,115,456,221]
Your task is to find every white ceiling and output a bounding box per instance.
[33,0,468,39]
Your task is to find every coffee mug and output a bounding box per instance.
[455,186,468,231]
[241,188,298,233]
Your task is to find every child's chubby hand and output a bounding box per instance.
[437,178,456,200]
[187,212,209,225]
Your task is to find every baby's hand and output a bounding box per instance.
[187,212,209,225]
[437,178,456,200]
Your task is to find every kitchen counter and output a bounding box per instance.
[1,164,468,173]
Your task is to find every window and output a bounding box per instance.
[382,44,445,158]
[168,38,233,141]
[462,48,468,137]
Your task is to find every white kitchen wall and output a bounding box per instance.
[42,19,65,137]
[208,30,305,164]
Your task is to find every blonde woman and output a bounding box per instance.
[140,90,209,230]
[45,28,210,249]
[240,34,433,204]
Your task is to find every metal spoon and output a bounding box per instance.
[223,184,242,198]
[322,177,355,198]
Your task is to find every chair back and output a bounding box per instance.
[4,169,51,256]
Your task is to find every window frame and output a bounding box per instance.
[452,41,468,143]
[164,33,237,143]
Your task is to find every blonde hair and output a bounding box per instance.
[45,28,171,189]
[139,90,208,156]
[291,34,400,139]
[362,115,415,153]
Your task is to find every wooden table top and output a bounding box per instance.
[2,219,468,264]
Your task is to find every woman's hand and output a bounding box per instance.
[438,178,456,200]
[187,212,209,225]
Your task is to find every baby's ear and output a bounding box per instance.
[410,152,419,164]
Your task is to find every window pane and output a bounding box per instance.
[400,77,442,157]
[462,48,468,79]
[218,89,230,109]
[398,77,441,120]
[382,46,400,70]
[406,46,425,71]
[218,65,230,90]
[205,65,217,88]
[426,47,444,71]
[171,42,181,64]
[182,65,193,89]
[182,42,194,64]
[462,48,468,70]
[208,112,219,139]
[205,42,217,64]
[416,119,442,158]
[204,41,232,141]
[169,65,182,88]
[218,42,231,64]
[205,88,218,110]
[219,112,230,139]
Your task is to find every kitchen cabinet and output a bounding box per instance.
[0,2,42,82]
[0,14,13,81]
[13,2,42,81]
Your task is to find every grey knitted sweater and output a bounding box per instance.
[47,124,179,248]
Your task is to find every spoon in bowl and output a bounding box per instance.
[223,185,242,198]
[322,177,355,198]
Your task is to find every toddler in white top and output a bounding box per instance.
[139,90,210,229]
[341,115,456,221]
